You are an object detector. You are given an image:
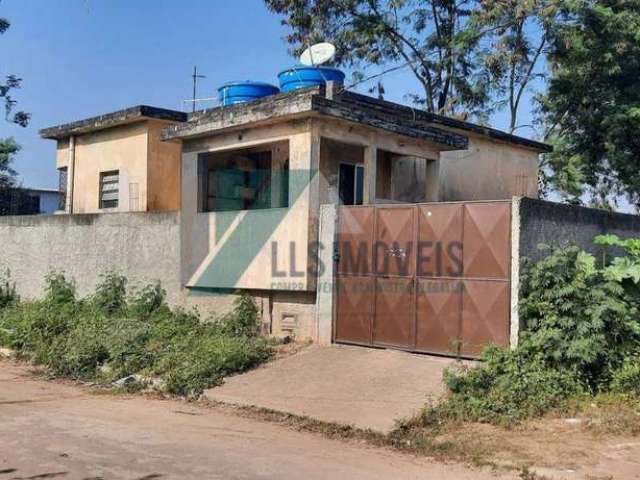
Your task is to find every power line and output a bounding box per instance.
[346,59,419,89]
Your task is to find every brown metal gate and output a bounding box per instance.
[334,201,511,357]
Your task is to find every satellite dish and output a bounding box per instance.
[300,42,336,66]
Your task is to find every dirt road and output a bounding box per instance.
[0,361,512,480]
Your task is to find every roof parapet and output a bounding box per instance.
[39,105,188,140]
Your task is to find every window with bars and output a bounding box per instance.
[58,167,68,211]
[99,170,119,209]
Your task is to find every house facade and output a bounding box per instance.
[41,106,186,215]
[25,84,554,352]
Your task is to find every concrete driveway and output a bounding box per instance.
[205,344,465,433]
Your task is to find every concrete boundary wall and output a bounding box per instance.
[0,212,182,303]
[511,196,640,346]
[518,197,640,261]
[4,198,639,351]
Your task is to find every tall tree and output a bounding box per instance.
[265,0,494,120]
[0,7,29,199]
[474,0,558,133]
[0,17,28,127]
[541,0,640,208]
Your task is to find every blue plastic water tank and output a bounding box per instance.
[278,66,346,92]
[218,81,280,106]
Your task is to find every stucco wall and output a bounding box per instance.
[0,211,318,340]
[147,120,182,212]
[518,197,640,261]
[0,212,182,303]
[68,122,149,214]
[440,135,539,201]
[55,120,182,215]
[180,120,314,292]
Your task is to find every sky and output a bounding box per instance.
[1,0,537,190]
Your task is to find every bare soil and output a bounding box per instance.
[0,360,511,480]
[2,359,639,479]
[434,417,640,479]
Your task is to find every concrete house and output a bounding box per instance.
[40,106,186,214]
[4,83,639,357]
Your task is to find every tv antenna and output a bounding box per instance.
[299,42,336,66]
[191,66,206,112]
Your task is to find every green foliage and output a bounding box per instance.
[92,271,127,316]
[0,14,29,127]
[154,334,271,397]
[594,234,640,283]
[0,273,272,396]
[472,0,556,132]
[217,294,261,337]
[518,245,640,389]
[542,0,640,207]
[128,281,168,318]
[44,271,76,305]
[0,269,17,310]
[440,349,582,425]
[265,0,495,119]
[0,11,29,216]
[610,355,640,395]
[0,137,19,193]
[401,237,640,430]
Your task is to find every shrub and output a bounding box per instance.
[217,294,261,337]
[396,237,640,432]
[93,271,127,316]
[0,269,17,310]
[610,355,640,395]
[519,244,640,389]
[439,349,582,425]
[128,281,167,318]
[0,272,272,396]
[155,334,271,396]
[44,271,76,306]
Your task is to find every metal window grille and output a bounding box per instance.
[99,171,119,209]
[58,167,68,211]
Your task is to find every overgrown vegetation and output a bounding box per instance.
[0,271,272,396]
[394,234,640,442]
[0,269,17,310]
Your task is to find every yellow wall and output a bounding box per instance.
[439,134,540,201]
[146,120,182,212]
[177,114,540,292]
[71,122,148,214]
[56,120,182,214]
[179,117,453,292]
[56,138,69,169]
[181,120,314,292]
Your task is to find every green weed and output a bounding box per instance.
[394,236,640,438]
[0,272,272,396]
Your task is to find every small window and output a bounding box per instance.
[99,170,119,209]
[57,167,68,211]
[339,163,364,205]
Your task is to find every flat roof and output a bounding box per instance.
[39,105,188,140]
[162,87,468,150]
[22,187,60,194]
[340,91,552,152]
[162,86,551,153]
[39,89,551,153]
